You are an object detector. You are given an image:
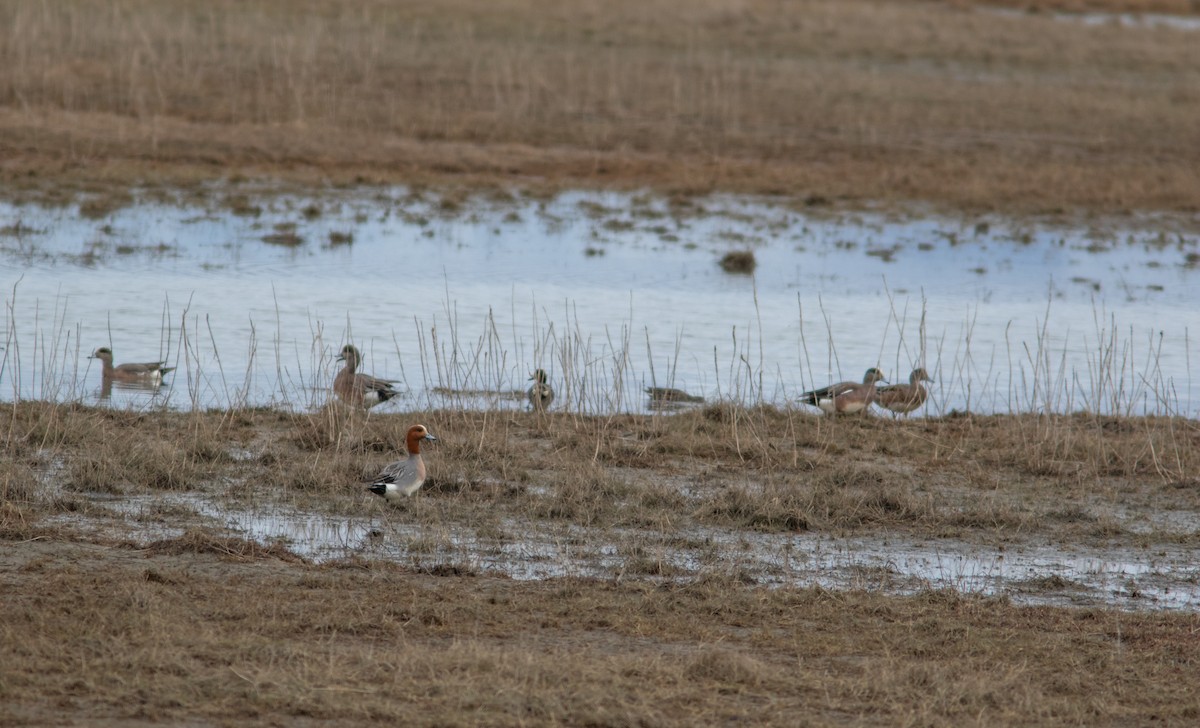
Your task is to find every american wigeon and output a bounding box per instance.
[366,424,438,501]
[89,347,174,384]
[799,367,887,415]
[527,369,554,411]
[874,367,933,416]
[334,344,401,408]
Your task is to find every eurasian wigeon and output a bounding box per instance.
[334,344,401,409]
[799,367,887,415]
[366,424,438,502]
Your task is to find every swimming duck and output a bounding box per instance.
[334,344,401,408]
[527,369,554,411]
[89,347,174,384]
[645,386,704,404]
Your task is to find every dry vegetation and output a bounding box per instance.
[4,0,1200,722]
[3,401,1200,723]
[1,0,1199,213]
[5,402,1198,546]
[4,539,1200,726]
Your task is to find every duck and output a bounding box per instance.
[798,367,886,415]
[527,369,554,411]
[874,367,934,416]
[334,344,401,408]
[366,424,438,501]
[89,347,174,384]
[645,386,704,404]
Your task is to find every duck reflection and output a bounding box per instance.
[97,376,171,401]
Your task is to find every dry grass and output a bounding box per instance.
[144,527,307,562]
[3,401,1200,722]
[2,540,1199,726]
[1,0,1199,213]
[4,401,1199,544]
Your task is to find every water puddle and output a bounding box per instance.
[75,490,1200,612]
[2,188,1197,417]
[986,6,1200,32]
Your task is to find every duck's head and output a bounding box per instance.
[864,367,887,385]
[405,424,438,451]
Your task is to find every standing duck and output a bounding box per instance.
[798,368,886,415]
[874,367,934,416]
[366,424,438,501]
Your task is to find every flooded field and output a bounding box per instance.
[2,188,1197,417]
[66,487,1200,613]
[4,187,1200,621]
[5,187,1198,611]
[5,2,1200,722]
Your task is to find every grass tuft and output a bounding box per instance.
[718,250,757,274]
[143,528,305,562]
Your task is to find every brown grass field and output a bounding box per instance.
[1,0,1199,214]
[4,0,1200,724]
[3,402,1200,725]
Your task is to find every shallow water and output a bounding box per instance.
[90,491,1200,612]
[1,188,1197,416]
[984,5,1200,32]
